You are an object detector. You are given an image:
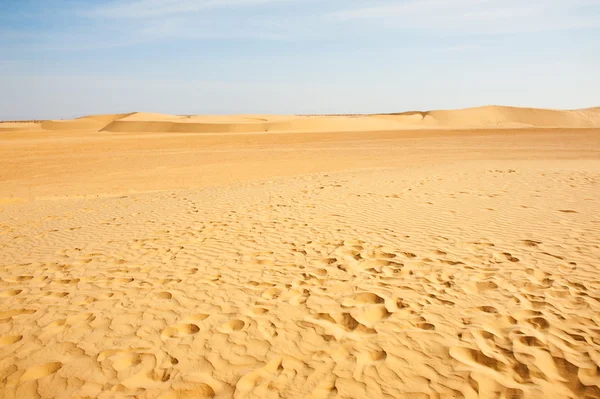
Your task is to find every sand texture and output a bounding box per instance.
[1,107,600,398]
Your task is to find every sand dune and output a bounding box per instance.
[38,114,131,131]
[98,106,600,133]
[422,106,600,128]
[100,113,413,134]
[3,106,600,134]
[1,111,600,398]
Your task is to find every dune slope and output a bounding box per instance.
[39,114,131,131]
[5,106,599,134]
[423,106,600,128]
[99,106,600,133]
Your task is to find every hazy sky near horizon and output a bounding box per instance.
[1,0,599,119]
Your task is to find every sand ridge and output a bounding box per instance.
[77,106,600,132]
[2,106,600,134]
[38,114,133,131]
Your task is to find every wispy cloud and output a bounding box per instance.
[433,45,487,53]
[85,0,295,18]
[79,0,600,47]
[3,0,600,53]
[330,0,600,34]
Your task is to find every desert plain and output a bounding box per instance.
[1,106,600,398]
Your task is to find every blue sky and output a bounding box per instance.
[1,0,599,119]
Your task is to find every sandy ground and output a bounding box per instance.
[1,108,600,398]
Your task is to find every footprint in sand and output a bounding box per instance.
[0,289,23,297]
[101,352,143,371]
[220,319,246,333]
[156,291,173,299]
[352,306,391,327]
[503,252,520,262]
[521,240,542,247]
[20,362,63,382]
[0,335,22,346]
[261,287,282,300]
[185,313,210,322]
[345,292,385,305]
[314,312,377,335]
[161,324,200,339]
[40,291,69,300]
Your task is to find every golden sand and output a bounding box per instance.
[1,107,599,398]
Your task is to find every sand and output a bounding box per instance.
[2,106,600,136]
[1,106,600,398]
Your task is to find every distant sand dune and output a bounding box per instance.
[38,113,132,131]
[99,106,600,133]
[423,106,600,128]
[3,106,599,134]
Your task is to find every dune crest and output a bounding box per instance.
[423,105,600,128]
[39,113,132,131]
[99,106,600,133]
[3,106,599,134]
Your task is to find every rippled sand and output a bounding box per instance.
[1,119,600,398]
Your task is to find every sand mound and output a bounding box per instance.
[80,113,133,125]
[4,106,600,134]
[40,113,131,131]
[101,114,421,134]
[99,106,600,133]
[421,105,600,128]
[101,119,269,134]
[41,118,101,131]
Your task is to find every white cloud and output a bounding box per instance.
[330,0,600,34]
[5,0,600,52]
[433,44,486,53]
[65,0,600,47]
[86,0,292,18]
